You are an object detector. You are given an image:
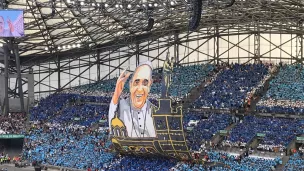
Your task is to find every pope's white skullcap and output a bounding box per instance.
[137,61,153,70]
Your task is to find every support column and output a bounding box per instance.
[97,50,100,81]
[136,43,140,66]
[254,23,261,62]
[3,44,9,115]
[214,26,220,64]
[296,20,303,64]
[13,44,25,113]
[174,32,179,64]
[57,55,61,91]
[108,51,110,79]
[301,33,303,64]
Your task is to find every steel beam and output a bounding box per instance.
[254,23,261,62]
[174,32,179,63]
[57,55,61,91]
[136,43,140,66]
[96,51,100,81]
[3,44,9,115]
[214,26,220,64]
[12,44,25,113]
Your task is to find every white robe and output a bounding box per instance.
[108,98,156,138]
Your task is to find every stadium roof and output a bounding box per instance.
[4,0,304,65]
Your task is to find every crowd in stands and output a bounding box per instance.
[0,113,25,134]
[174,151,281,171]
[51,104,108,127]
[104,150,282,171]
[30,93,110,126]
[185,113,232,151]
[257,64,304,114]
[284,152,304,171]
[206,150,281,171]
[106,156,177,171]
[193,63,269,109]
[152,64,214,98]
[30,94,76,121]
[245,63,277,109]
[23,124,114,170]
[224,116,304,152]
[71,64,214,100]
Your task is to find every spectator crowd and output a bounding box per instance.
[224,116,304,152]
[0,113,25,134]
[194,63,269,109]
[257,64,304,114]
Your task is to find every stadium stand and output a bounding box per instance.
[257,64,304,114]
[172,151,282,171]
[0,113,25,134]
[106,156,177,171]
[50,104,108,127]
[206,151,281,171]
[30,93,110,125]
[193,63,269,109]
[72,64,214,99]
[284,152,304,171]
[23,125,113,170]
[20,63,304,171]
[104,151,281,171]
[154,64,214,98]
[185,113,233,151]
[30,94,77,121]
[225,116,304,152]
[175,162,208,171]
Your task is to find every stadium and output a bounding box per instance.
[0,0,304,170]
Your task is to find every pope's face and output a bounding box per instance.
[130,65,152,109]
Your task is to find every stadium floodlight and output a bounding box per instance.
[127,4,132,9]
[149,4,152,7]
[115,4,119,8]
[154,3,158,7]
[170,1,175,5]
[45,47,48,50]
[72,44,76,48]
[80,1,84,5]
[119,4,123,8]
[63,45,66,49]
[58,46,61,50]
[77,44,81,48]
[67,45,71,49]
[105,3,108,7]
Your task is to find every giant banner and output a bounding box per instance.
[108,58,191,160]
